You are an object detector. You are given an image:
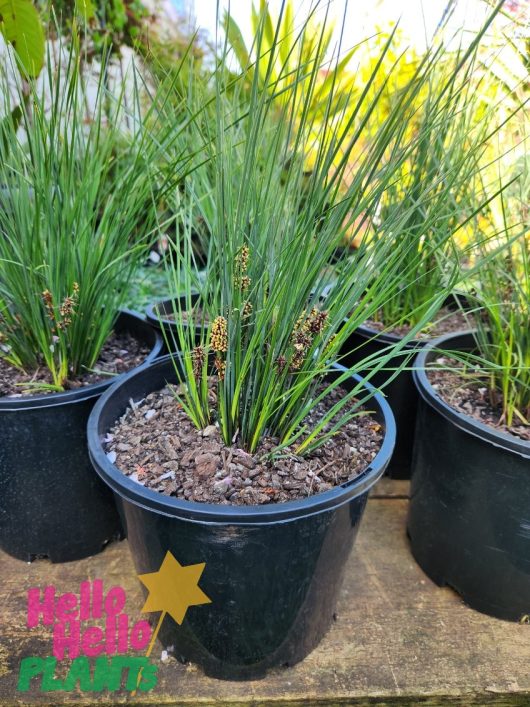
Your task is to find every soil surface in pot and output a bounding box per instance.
[105,383,383,505]
[366,306,469,339]
[429,360,530,442]
[0,332,150,397]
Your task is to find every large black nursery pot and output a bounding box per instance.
[340,294,467,479]
[0,311,162,563]
[407,331,530,621]
[146,294,203,354]
[87,355,396,680]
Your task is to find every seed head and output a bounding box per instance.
[276,355,287,374]
[211,316,228,353]
[234,245,251,290]
[290,349,305,372]
[307,307,328,335]
[289,307,328,372]
[294,312,308,334]
[58,284,79,331]
[191,345,205,381]
[235,245,249,273]
[60,296,75,319]
[242,301,253,318]
[291,327,312,352]
[214,357,226,381]
[42,290,55,321]
[288,331,311,370]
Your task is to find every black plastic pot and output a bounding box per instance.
[146,294,204,354]
[340,294,468,479]
[87,355,396,680]
[0,311,163,563]
[408,331,530,621]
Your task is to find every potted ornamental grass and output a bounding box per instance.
[408,186,530,622]
[0,42,203,562]
[87,8,458,679]
[340,15,516,478]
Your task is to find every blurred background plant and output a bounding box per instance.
[0,0,45,77]
[223,0,356,127]
[363,36,521,332]
[36,0,148,54]
[0,0,46,148]
[0,36,205,390]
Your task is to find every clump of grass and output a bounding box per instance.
[465,190,530,427]
[0,40,201,391]
[161,4,507,456]
[368,27,520,332]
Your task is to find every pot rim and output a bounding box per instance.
[412,329,530,459]
[0,310,163,412]
[145,294,202,330]
[87,355,396,525]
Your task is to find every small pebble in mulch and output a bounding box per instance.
[105,383,384,506]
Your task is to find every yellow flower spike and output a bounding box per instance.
[211,316,228,353]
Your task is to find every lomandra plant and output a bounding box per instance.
[161,2,494,456]
[0,40,198,391]
[466,195,530,427]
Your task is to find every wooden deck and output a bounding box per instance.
[0,480,528,706]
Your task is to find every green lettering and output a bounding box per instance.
[62,657,92,692]
[138,662,158,692]
[106,655,133,691]
[90,656,112,692]
[40,657,63,692]
[123,657,147,691]
[19,654,159,694]
[17,657,44,691]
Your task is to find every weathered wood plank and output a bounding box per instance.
[0,493,528,706]
[369,478,409,499]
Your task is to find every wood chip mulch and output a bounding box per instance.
[367,306,470,339]
[0,332,150,397]
[429,360,530,442]
[105,383,384,506]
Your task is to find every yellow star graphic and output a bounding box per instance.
[138,551,211,625]
[132,552,211,695]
